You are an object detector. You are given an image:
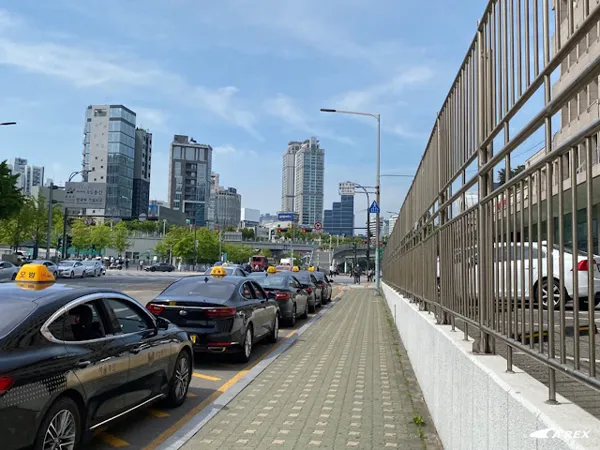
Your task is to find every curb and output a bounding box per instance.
[157,294,343,450]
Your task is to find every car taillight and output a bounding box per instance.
[0,376,14,395]
[305,287,313,293]
[275,291,290,301]
[205,307,237,318]
[573,260,590,272]
[146,303,165,315]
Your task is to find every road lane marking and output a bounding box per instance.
[187,392,198,398]
[148,409,170,418]
[285,330,297,338]
[193,373,221,381]
[97,431,130,447]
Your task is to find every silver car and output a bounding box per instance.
[57,260,86,278]
[0,261,19,282]
[82,260,104,277]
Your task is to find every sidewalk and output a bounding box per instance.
[180,288,441,450]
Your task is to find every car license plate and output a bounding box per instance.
[190,334,197,344]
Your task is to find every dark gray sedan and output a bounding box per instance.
[252,272,309,326]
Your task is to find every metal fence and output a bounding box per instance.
[383,0,600,402]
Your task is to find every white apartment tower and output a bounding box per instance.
[8,157,44,195]
[281,141,302,212]
[288,137,325,226]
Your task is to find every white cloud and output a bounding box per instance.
[0,9,259,136]
[133,107,168,129]
[264,94,354,145]
[213,145,258,158]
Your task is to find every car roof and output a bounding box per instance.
[0,283,124,306]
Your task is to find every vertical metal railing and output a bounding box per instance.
[383,0,600,400]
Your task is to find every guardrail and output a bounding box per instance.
[383,0,600,403]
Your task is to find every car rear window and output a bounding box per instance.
[0,299,36,339]
[160,279,237,300]
[294,273,312,284]
[254,275,288,288]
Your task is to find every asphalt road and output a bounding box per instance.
[55,272,347,449]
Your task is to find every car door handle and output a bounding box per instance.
[77,360,91,368]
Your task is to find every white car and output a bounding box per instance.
[436,241,600,309]
[82,260,104,277]
[57,260,86,278]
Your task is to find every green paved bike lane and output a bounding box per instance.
[180,288,442,450]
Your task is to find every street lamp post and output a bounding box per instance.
[0,122,17,126]
[349,182,372,270]
[62,170,92,258]
[321,108,381,293]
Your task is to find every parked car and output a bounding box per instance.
[0,283,193,450]
[145,262,175,272]
[293,271,323,313]
[82,260,104,277]
[0,261,19,281]
[252,272,309,326]
[312,271,333,303]
[30,260,59,279]
[57,260,86,279]
[146,275,280,362]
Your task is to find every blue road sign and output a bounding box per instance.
[277,212,296,222]
[369,200,380,214]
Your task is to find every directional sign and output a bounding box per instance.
[64,182,106,209]
[222,232,243,242]
[369,200,380,214]
[314,221,323,231]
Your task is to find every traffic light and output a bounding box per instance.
[301,228,307,233]
[66,236,73,248]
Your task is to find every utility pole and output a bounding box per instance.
[46,183,54,259]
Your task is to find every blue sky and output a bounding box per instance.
[0,0,487,224]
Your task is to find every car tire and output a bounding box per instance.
[237,325,253,363]
[33,396,81,450]
[534,278,565,310]
[165,350,191,408]
[11,273,16,280]
[288,305,297,327]
[268,315,279,343]
[300,302,309,319]
[69,271,74,279]
[53,271,58,279]
[81,271,85,278]
[308,302,316,314]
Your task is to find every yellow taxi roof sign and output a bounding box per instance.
[292,266,299,272]
[15,281,55,291]
[266,266,277,274]
[16,264,56,283]
[308,266,315,272]
[210,266,227,277]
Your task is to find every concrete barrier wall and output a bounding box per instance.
[382,283,600,450]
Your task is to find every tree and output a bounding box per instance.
[90,224,112,255]
[223,243,254,263]
[28,194,50,258]
[259,248,272,258]
[70,219,92,252]
[50,205,64,249]
[0,160,24,220]
[241,228,255,240]
[497,165,525,185]
[0,200,35,251]
[111,222,130,255]
[195,227,219,263]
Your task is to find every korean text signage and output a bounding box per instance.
[223,232,243,242]
[277,212,296,222]
[64,182,106,209]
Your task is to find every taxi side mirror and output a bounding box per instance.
[156,316,170,330]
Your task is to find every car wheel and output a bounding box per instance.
[69,271,74,279]
[165,350,191,408]
[53,271,58,279]
[33,396,81,450]
[300,302,309,319]
[81,271,85,278]
[288,304,297,327]
[268,315,279,343]
[308,299,316,314]
[535,278,564,310]
[11,273,16,280]
[237,325,253,363]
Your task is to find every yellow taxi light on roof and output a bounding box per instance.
[308,266,315,272]
[210,266,227,277]
[266,266,277,274]
[16,264,56,283]
[292,266,299,272]
[15,282,55,291]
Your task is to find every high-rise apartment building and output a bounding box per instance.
[8,157,44,195]
[324,183,354,236]
[281,141,302,212]
[132,128,152,219]
[214,186,242,229]
[293,137,324,226]
[82,105,136,218]
[280,137,324,226]
[168,135,212,226]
